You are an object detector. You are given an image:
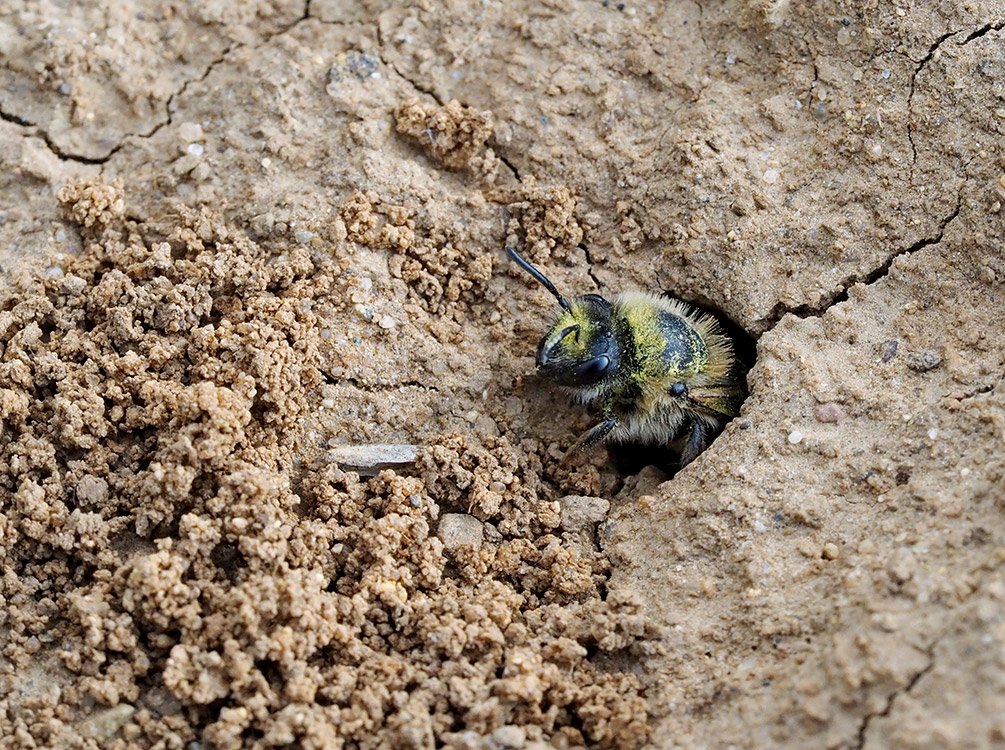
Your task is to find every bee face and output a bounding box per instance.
[536,294,620,389]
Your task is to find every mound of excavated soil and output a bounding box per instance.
[2,1,1004,748]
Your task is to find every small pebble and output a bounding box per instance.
[178,122,204,142]
[907,350,942,372]
[762,168,780,184]
[822,542,840,560]
[326,444,418,475]
[79,704,136,740]
[814,403,844,423]
[492,725,527,748]
[76,475,109,506]
[186,142,204,156]
[787,430,803,445]
[438,514,483,550]
[378,315,396,329]
[559,495,610,532]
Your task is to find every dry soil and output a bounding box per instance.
[1,1,1003,748]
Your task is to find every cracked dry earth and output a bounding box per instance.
[1,0,1004,748]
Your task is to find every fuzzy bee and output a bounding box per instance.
[508,246,744,467]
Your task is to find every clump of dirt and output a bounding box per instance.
[395,99,495,172]
[56,179,126,229]
[0,180,652,748]
[499,183,585,266]
[339,190,495,316]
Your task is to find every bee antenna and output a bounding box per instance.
[505,246,572,313]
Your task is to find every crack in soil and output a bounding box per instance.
[961,19,1005,44]
[853,640,939,749]
[578,242,603,290]
[374,21,446,107]
[760,190,963,334]
[0,108,107,165]
[909,20,1004,176]
[497,152,523,184]
[373,16,533,190]
[907,27,963,174]
[1,1,314,166]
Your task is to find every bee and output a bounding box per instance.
[507,246,745,467]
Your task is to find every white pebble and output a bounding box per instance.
[762,168,780,184]
[186,142,204,156]
[753,519,767,533]
[378,315,396,329]
[927,428,938,440]
[787,430,803,445]
[178,122,204,142]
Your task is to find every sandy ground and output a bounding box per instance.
[1,0,1004,748]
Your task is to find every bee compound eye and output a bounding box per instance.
[575,354,611,384]
[670,381,688,397]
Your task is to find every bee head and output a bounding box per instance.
[507,247,620,390]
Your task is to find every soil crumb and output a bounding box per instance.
[395,99,494,172]
[0,180,652,748]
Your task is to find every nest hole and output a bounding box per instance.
[607,297,755,478]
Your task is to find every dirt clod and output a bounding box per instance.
[396,99,494,172]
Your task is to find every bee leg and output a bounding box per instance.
[562,418,618,463]
[680,420,708,467]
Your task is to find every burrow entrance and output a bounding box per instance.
[606,297,756,479]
